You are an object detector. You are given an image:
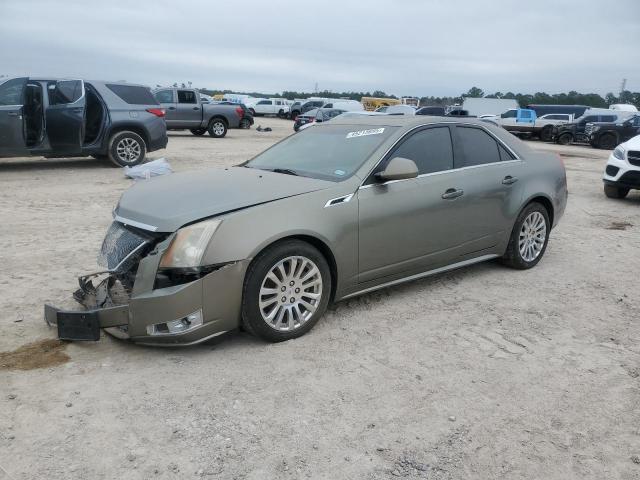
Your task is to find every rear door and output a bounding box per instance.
[175,89,202,127]
[154,89,177,123]
[450,125,524,250]
[255,99,273,115]
[0,77,29,157]
[46,79,85,154]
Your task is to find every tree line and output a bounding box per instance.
[200,86,640,108]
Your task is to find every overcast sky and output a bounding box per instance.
[1,0,638,97]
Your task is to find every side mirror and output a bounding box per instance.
[375,157,419,182]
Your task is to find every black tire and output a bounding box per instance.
[107,131,146,167]
[290,111,299,121]
[501,202,551,270]
[240,118,251,129]
[208,118,227,138]
[190,128,207,136]
[241,240,332,342]
[277,109,285,118]
[597,133,618,150]
[604,184,629,199]
[540,125,554,142]
[249,108,256,117]
[557,133,572,145]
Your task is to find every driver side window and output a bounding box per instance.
[387,127,454,175]
[0,78,25,105]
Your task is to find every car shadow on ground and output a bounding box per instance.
[0,157,114,172]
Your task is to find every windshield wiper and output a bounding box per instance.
[270,168,299,176]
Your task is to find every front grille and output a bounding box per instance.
[628,150,640,167]
[606,165,620,176]
[97,221,153,273]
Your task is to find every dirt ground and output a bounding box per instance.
[1,117,639,480]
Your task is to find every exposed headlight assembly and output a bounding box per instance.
[159,218,221,269]
[613,146,626,161]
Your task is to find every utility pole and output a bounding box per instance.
[314,82,318,94]
[619,78,627,97]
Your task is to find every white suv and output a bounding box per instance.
[603,134,640,198]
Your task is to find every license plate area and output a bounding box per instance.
[57,311,101,341]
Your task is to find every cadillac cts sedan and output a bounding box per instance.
[45,116,567,345]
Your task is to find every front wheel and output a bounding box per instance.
[604,184,629,199]
[108,131,146,167]
[241,240,331,342]
[208,118,227,138]
[557,133,572,145]
[501,203,550,270]
[190,128,207,136]
[540,125,553,142]
[597,133,617,150]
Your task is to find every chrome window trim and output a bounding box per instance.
[358,121,521,189]
[114,214,159,232]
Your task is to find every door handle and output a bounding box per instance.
[441,188,464,200]
[168,107,176,110]
[502,175,518,185]
[8,112,19,117]
[192,107,199,110]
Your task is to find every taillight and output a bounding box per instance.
[146,108,165,117]
[235,107,244,117]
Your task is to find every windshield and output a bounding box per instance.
[244,124,397,181]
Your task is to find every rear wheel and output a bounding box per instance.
[190,128,207,136]
[604,184,629,199]
[290,110,299,121]
[557,133,572,145]
[208,118,227,138]
[597,133,618,149]
[108,131,146,167]
[241,240,331,342]
[249,108,256,116]
[540,125,554,142]
[501,202,550,270]
[240,118,251,129]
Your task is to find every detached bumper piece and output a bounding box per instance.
[44,304,129,341]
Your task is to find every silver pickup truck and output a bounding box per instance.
[153,87,243,138]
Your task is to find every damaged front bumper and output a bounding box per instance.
[45,227,249,345]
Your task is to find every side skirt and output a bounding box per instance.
[340,254,499,300]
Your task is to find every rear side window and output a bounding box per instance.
[154,90,174,103]
[49,80,83,105]
[501,110,516,118]
[177,90,197,104]
[499,144,514,162]
[107,84,158,105]
[455,127,501,167]
[600,115,616,122]
[0,78,25,105]
[391,127,454,175]
[580,116,598,123]
[257,100,271,105]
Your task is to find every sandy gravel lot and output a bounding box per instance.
[1,117,639,479]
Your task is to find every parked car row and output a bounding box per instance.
[0,77,167,166]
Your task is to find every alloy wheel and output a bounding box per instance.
[116,137,141,164]
[519,211,547,262]
[213,122,225,136]
[258,256,323,331]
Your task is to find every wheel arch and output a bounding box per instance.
[208,115,228,127]
[107,124,150,149]
[521,194,554,227]
[246,234,339,302]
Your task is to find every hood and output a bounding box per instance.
[622,134,640,150]
[115,166,333,232]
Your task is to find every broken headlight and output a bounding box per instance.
[159,219,221,269]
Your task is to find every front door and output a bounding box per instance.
[45,79,85,154]
[0,77,29,157]
[358,125,470,283]
[175,90,202,127]
[154,89,177,124]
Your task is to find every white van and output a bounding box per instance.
[322,100,364,112]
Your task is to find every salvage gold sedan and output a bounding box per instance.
[45,115,567,345]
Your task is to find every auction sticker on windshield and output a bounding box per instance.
[346,128,385,139]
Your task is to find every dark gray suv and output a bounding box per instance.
[0,77,168,166]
